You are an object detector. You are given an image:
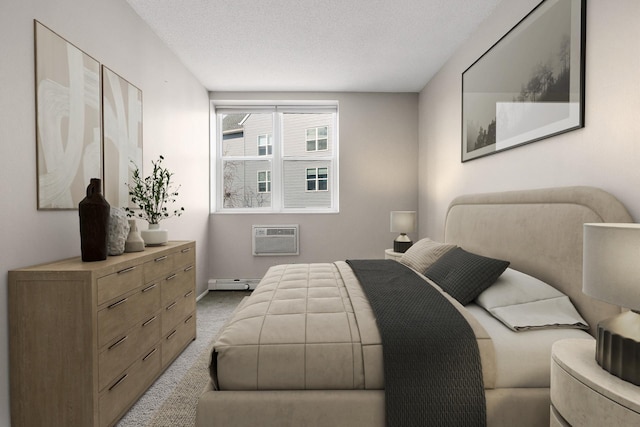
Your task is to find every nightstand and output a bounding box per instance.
[550,338,640,426]
[384,248,403,261]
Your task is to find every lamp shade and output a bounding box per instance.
[583,223,640,311]
[390,211,416,234]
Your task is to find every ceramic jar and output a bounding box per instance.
[125,219,145,252]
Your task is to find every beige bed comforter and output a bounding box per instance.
[213,262,496,391]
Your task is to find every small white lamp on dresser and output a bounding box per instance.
[550,223,640,426]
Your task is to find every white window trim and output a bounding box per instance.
[257,133,273,156]
[211,100,339,214]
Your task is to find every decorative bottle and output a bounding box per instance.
[78,178,110,261]
[125,219,145,252]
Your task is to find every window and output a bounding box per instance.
[258,134,272,156]
[306,126,328,152]
[257,170,271,193]
[213,102,338,213]
[306,167,328,191]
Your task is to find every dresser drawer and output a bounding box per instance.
[98,313,161,391]
[144,252,175,282]
[97,264,144,306]
[99,345,161,427]
[98,283,161,348]
[161,290,196,336]
[174,245,195,268]
[161,265,195,306]
[162,313,196,367]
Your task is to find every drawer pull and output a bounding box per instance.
[166,302,177,311]
[108,297,128,310]
[142,316,157,327]
[117,266,136,275]
[185,315,193,324]
[184,265,194,272]
[181,247,191,253]
[154,255,168,262]
[143,348,158,361]
[109,373,128,391]
[108,336,128,351]
[166,274,177,281]
[184,290,194,298]
[166,330,177,340]
[142,283,157,293]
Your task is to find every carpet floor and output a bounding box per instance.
[116,290,251,427]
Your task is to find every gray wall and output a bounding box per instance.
[0,1,210,424]
[419,0,640,241]
[209,92,419,279]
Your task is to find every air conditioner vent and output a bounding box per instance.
[252,225,299,256]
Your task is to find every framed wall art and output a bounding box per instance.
[35,20,102,209]
[461,0,586,162]
[102,66,143,208]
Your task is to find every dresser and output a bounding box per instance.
[9,241,196,427]
[550,338,640,426]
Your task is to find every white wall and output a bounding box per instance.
[0,0,210,424]
[419,0,640,241]
[209,92,419,279]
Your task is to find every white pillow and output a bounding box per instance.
[475,268,589,331]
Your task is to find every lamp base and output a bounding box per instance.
[595,311,640,385]
[393,234,413,253]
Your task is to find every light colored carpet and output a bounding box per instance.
[116,290,251,427]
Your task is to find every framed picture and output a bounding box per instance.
[102,66,143,208]
[35,20,102,209]
[461,0,586,162]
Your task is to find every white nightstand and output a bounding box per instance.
[550,338,640,426]
[384,249,403,261]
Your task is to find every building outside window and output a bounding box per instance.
[213,102,338,213]
[306,126,328,152]
[306,167,328,191]
[257,170,271,193]
[258,134,272,156]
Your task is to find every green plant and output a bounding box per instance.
[125,155,185,224]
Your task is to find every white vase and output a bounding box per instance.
[141,223,168,246]
[125,219,145,252]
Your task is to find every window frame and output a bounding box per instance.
[305,167,329,192]
[211,101,339,214]
[257,133,273,156]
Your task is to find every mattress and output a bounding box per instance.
[212,261,495,391]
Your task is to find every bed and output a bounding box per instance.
[196,186,633,427]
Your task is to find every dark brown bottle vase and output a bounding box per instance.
[79,178,110,261]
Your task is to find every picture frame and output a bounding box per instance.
[461,0,586,162]
[34,20,102,209]
[102,65,143,208]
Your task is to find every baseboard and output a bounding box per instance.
[208,278,260,290]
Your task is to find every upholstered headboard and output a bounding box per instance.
[444,186,633,336]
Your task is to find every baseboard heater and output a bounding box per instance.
[209,278,260,291]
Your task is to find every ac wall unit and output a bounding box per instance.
[252,225,299,256]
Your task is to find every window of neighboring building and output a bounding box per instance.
[306,167,328,191]
[212,102,338,213]
[306,126,328,152]
[258,134,272,156]
[257,170,271,193]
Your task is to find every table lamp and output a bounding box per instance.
[390,211,416,253]
[583,223,640,385]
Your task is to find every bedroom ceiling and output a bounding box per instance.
[125,0,503,93]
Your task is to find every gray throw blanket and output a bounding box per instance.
[347,259,486,427]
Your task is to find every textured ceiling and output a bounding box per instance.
[126,0,502,92]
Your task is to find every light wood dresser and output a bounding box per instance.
[9,240,196,427]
